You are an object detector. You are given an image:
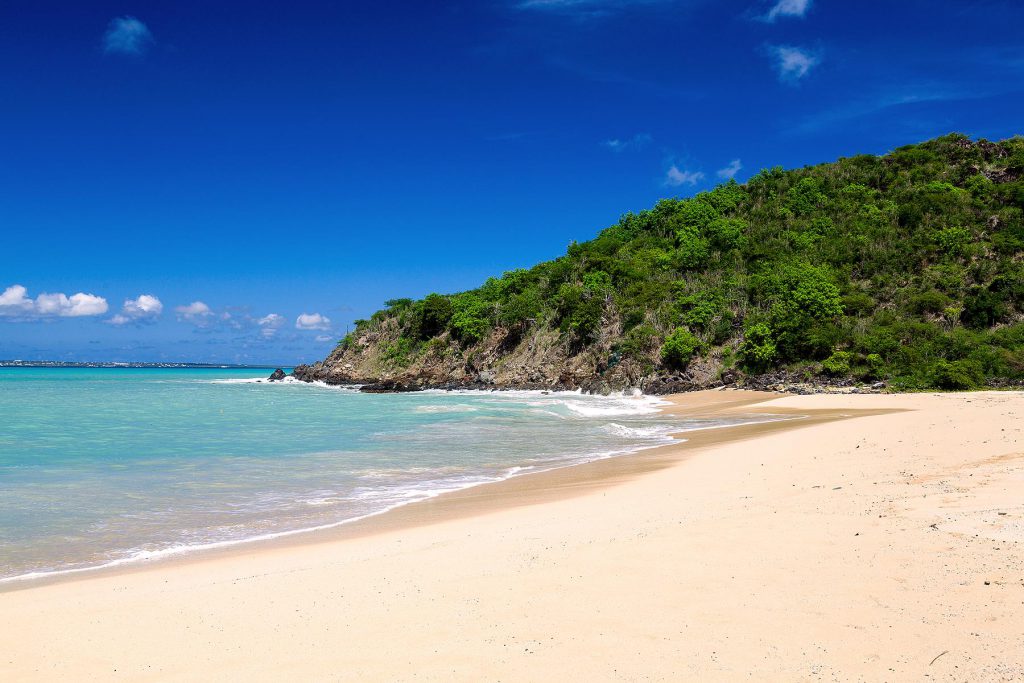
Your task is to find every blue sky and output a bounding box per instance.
[2,0,1023,364]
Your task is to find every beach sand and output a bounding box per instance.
[2,390,1023,681]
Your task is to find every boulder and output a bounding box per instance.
[268,368,287,382]
[359,379,421,393]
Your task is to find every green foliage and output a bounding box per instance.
[785,177,825,216]
[381,336,414,366]
[418,294,453,339]
[740,323,776,370]
[660,327,702,369]
[619,324,657,361]
[556,283,604,345]
[961,287,1008,328]
[449,294,492,345]
[706,217,748,251]
[935,226,973,257]
[499,287,543,328]
[343,134,1024,391]
[677,293,720,331]
[671,197,719,233]
[822,351,853,376]
[931,359,984,390]
[908,290,950,316]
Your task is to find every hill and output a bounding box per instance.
[294,133,1024,393]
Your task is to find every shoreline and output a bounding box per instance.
[1,389,832,593]
[3,389,1022,680]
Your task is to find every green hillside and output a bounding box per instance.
[311,134,1024,392]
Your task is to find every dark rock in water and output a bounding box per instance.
[359,379,421,393]
[268,368,287,382]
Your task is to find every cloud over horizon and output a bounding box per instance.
[295,313,331,331]
[0,284,108,319]
[108,294,163,325]
[258,313,286,338]
[174,301,214,324]
[103,16,154,56]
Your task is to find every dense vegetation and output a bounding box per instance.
[332,134,1024,391]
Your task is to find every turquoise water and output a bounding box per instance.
[0,368,754,582]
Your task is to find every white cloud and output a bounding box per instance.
[108,294,163,325]
[103,16,154,55]
[257,313,286,338]
[602,133,652,152]
[0,284,108,319]
[763,0,810,22]
[175,301,213,323]
[665,165,704,187]
[0,285,34,314]
[296,313,331,331]
[125,294,162,317]
[258,313,285,328]
[717,159,743,179]
[314,334,333,343]
[770,45,819,83]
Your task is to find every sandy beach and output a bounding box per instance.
[2,389,1023,681]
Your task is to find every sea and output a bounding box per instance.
[0,367,765,584]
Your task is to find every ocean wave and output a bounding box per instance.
[601,423,680,439]
[562,401,663,417]
[208,376,302,385]
[413,404,479,414]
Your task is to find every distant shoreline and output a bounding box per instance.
[0,361,286,369]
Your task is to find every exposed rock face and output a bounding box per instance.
[292,318,733,395]
[291,326,894,395]
[267,368,287,382]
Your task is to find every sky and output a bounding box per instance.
[2,0,1023,364]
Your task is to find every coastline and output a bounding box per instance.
[2,389,1022,680]
[0,388,811,591]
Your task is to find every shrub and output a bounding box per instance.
[785,177,826,216]
[677,293,720,331]
[908,290,950,316]
[418,294,454,338]
[961,288,1007,328]
[842,292,876,316]
[556,283,604,345]
[706,217,748,251]
[619,324,657,361]
[671,198,719,233]
[673,224,710,269]
[822,350,853,376]
[935,226,973,257]
[740,323,776,370]
[931,359,984,390]
[450,295,492,345]
[500,287,543,328]
[661,327,702,369]
[381,336,414,366]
